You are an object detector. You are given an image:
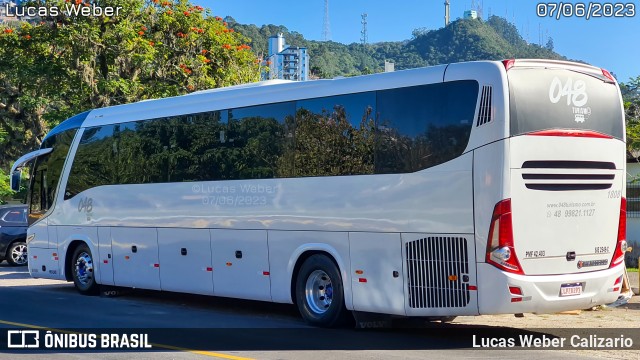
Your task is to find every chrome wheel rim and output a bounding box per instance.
[11,244,27,265]
[74,252,94,287]
[305,270,333,314]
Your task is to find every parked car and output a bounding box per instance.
[0,205,28,266]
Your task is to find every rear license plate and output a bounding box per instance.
[560,283,583,297]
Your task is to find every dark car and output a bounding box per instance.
[0,205,28,266]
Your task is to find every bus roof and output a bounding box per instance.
[72,63,453,129]
[45,58,608,135]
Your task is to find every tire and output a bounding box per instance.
[295,254,352,327]
[71,244,99,295]
[7,242,28,266]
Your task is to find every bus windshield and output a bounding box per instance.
[28,128,77,224]
[508,68,624,140]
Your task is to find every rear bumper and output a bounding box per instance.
[477,263,624,314]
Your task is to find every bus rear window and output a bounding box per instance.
[508,68,623,140]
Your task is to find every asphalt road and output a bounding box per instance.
[0,264,615,360]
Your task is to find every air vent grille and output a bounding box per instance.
[406,236,470,309]
[521,160,616,191]
[476,85,493,126]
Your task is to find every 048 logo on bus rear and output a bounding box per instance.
[549,77,591,123]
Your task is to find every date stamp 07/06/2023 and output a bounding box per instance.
[536,2,635,19]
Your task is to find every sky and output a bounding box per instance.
[198,0,639,83]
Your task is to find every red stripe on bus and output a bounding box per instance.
[527,129,612,139]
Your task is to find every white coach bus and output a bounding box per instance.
[11,59,627,327]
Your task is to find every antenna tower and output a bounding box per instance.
[322,0,331,41]
[538,23,542,46]
[475,0,484,19]
[361,13,368,45]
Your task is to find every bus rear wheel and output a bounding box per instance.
[295,254,352,327]
[71,244,99,295]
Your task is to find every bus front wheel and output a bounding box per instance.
[71,243,99,295]
[295,254,351,327]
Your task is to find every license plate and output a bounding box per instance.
[560,283,583,297]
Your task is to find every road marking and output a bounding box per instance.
[0,319,254,360]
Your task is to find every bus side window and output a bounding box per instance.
[375,81,478,174]
[227,102,295,180]
[294,93,375,177]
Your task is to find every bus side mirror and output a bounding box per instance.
[10,170,21,192]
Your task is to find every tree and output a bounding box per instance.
[0,0,262,168]
[545,37,554,51]
[411,27,430,39]
[623,76,640,158]
[0,169,13,203]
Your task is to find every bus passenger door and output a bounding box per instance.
[27,221,54,278]
[158,228,213,295]
[28,224,61,280]
[97,227,114,286]
[111,227,160,290]
[211,229,271,301]
[349,232,406,315]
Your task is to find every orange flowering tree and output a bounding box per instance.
[0,0,261,166]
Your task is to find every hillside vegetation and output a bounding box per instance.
[230,15,565,78]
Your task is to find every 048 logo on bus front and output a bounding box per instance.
[77,197,93,213]
[549,77,591,123]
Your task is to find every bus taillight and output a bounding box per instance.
[610,197,627,268]
[486,199,524,275]
[601,68,616,83]
[502,59,515,71]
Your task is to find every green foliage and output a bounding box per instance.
[622,76,640,155]
[485,16,527,49]
[231,16,565,79]
[0,0,262,198]
[0,168,13,202]
[545,37,554,51]
[405,17,564,66]
[0,0,261,156]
